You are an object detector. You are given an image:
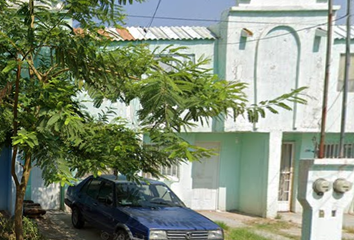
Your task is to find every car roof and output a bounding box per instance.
[99,174,165,185]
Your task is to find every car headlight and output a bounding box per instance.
[149,230,167,240]
[208,229,223,239]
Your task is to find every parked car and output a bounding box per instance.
[65,175,224,240]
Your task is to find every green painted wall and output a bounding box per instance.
[194,133,241,210]
[238,133,269,216]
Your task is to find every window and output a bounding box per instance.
[142,165,180,180]
[115,183,184,207]
[85,178,101,199]
[97,181,114,206]
[116,183,147,206]
[142,144,180,180]
[160,165,179,178]
[337,54,354,92]
[155,184,173,202]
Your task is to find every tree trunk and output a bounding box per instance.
[14,154,32,240]
[14,185,25,240]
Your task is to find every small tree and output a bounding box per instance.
[0,0,306,239]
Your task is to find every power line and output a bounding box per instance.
[217,13,350,46]
[127,13,350,47]
[146,0,163,29]
[125,14,350,47]
[127,13,351,26]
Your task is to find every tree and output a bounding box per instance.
[0,0,306,239]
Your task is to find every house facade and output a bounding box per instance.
[1,0,354,218]
[135,0,354,218]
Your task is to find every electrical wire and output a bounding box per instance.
[325,85,354,132]
[127,12,351,26]
[146,0,163,30]
[126,13,350,47]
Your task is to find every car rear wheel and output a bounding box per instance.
[114,230,130,240]
[72,207,85,229]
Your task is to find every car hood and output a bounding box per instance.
[120,207,219,230]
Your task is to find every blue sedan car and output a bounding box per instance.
[65,175,224,240]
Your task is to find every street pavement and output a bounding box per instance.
[36,210,354,240]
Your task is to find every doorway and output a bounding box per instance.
[278,142,295,212]
[191,142,220,210]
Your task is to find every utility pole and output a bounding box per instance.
[339,0,352,158]
[318,0,333,158]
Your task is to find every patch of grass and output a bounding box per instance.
[343,226,354,234]
[254,220,293,231]
[228,228,270,240]
[0,214,45,240]
[244,219,300,240]
[214,221,230,231]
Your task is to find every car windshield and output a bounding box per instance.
[116,182,185,208]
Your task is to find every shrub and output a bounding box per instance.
[0,213,45,240]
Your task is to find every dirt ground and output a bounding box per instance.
[35,211,103,240]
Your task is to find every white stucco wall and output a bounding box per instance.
[164,162,194,208]
[220,2,351,134]
[30,167,60,210]
[10,158,60,213]
[324,42,354,133]
[265,131,283,218]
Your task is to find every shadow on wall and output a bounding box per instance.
[31,183,60,210]
[30,167,60,210]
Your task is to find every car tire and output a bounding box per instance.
[71,207,85,229]
[114,230,130,240]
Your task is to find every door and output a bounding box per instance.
[278,142,295,212]
[81,178,102,225]
[191,142,220,210]
[95,180,115,234]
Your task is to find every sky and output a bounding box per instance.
[122,0,351,27]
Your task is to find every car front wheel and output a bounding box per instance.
[71,207,85,229]
[114,230,130,240]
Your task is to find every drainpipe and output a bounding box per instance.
[60,185,65,211]
[339,0,351,158]
[318,0,333,158]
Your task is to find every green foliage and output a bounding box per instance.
[228,228,270,240]
[131,46,307,132]
[0,108,12,146]
[0,0,307,187]
[0,215,45,240]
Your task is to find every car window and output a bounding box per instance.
[97,181,114,206]
[155,184,172,201]
[115,182,185,207]
[80,178,92,193]
[85,178,101,199]
[116,183,146,206]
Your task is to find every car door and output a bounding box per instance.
[80,178,102,225]
[95,180,116,234]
